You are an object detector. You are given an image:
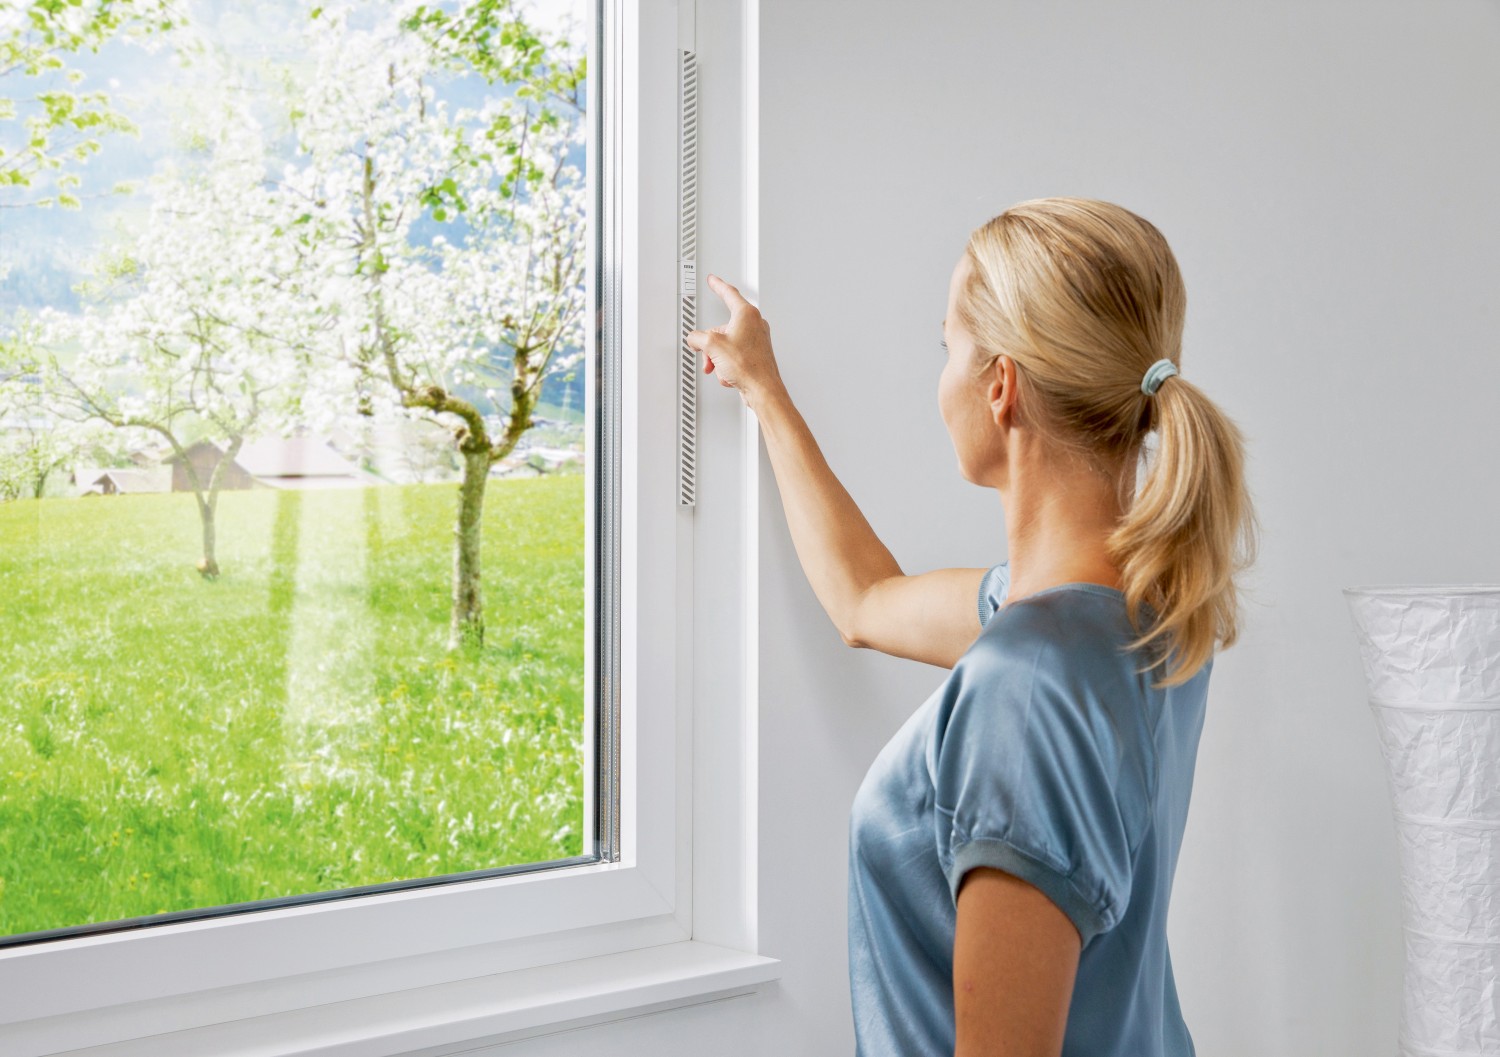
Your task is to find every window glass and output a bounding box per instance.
[0,0,594,944]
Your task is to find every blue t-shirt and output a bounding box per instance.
[847,561,1211,1056]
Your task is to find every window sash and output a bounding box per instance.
[0,0,744,1047]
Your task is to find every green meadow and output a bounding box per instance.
[0,475,586,939]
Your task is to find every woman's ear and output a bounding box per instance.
[986,355,1012,429]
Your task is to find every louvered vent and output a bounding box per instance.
[677,49,698,507]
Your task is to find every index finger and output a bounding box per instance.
[707,273,752,313]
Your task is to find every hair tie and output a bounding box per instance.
[1141,358,1178,395]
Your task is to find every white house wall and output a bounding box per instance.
[438,2,1500,1055]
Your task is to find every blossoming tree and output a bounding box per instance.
[282,0,586,647]
[31,91,314,576]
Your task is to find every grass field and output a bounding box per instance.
[0,475,586,939]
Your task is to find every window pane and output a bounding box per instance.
[0,0,596,944]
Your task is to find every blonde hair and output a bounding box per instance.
[958,197,1260,689]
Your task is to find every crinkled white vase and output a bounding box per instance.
[1344,585,1500,1057]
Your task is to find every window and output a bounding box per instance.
[1,0,598,951]
[0,0,775,1051]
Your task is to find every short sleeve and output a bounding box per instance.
[934,637,1138,947]
[976,561,1011,628]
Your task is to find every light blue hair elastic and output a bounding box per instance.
[1141,358,1179,395]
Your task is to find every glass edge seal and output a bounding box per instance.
[594,0,623,865]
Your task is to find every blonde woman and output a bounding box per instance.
[687,197,1258,1057]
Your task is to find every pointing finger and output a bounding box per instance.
[706,273,752,313]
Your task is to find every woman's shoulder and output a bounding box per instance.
[976,560,1011,628]
[972,584,1126,657]
[960,589,1176,725]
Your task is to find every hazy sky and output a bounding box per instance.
[520,0,588,39]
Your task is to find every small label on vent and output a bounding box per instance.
[680,259,697,298]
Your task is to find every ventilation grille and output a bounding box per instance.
[677,49,698,508]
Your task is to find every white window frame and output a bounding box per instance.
[0,0,775,1052]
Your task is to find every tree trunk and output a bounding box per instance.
[198,500,219,579]
[194,436,242,579]
[450,447,490,648]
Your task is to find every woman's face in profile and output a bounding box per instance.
[939,253,999,485]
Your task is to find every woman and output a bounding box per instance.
[687,197,1258,1057]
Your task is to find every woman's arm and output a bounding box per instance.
[687,275,986,669]
[953,867,1080,1057]
[755,391,989,667]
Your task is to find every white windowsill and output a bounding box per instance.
[66,941,781,1057]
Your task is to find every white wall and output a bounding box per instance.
[484,2,1500,1053]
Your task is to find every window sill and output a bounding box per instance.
[57,941,781,1057]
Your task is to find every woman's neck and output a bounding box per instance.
[993,450,1129,604]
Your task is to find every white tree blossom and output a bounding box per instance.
[31,77,316,573]
[274,1,587,645]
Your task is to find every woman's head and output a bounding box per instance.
[944,197,1260,689]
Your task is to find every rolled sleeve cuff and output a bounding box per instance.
[948,837,1109,947]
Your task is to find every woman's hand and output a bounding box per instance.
[685,274,786,410]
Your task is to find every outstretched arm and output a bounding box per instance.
[688,275,986,669]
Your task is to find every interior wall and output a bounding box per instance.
[476,2,1500,1054]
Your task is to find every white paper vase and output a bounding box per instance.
[1344,585,1500,1057]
